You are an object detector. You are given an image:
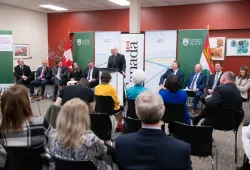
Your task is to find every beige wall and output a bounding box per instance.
[0,3,48,70]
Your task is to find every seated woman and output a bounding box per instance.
[126,69,148,100]
[48,98,112,170]
[69,62,82,81]
[0,85,53,169]
[159,74,191,125]
[236,65,250,102]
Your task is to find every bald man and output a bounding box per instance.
[14,59,32,85]
[107,47,126,76]
[186,64,207,115]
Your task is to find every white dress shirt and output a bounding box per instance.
[88,68,93,81]
[173,69,178,75]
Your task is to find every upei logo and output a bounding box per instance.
[77,39,81,46]
[183,38,189,46]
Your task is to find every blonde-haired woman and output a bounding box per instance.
[48,98,112,170]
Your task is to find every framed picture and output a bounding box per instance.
[209,37,226,60]
[13,44,30,58]
[226,38,250,56]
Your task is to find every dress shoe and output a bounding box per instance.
[39,96,44,100]
[52,97,56,102]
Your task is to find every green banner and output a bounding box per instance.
[178,30,207,84]
[0,30,13,84]
[74,32,94,68]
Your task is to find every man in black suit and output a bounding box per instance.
[159,60,185,87]
[82,60,99,88]
[200,62,223,104]
[30,60,51,100]
[191,71,244,125]
[115,90,192,170]
[52,60,68,101]
[107,47,126,76]
[14,59,32,85]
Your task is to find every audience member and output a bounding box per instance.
[82,60,99,88]
[191,71,244,126]
[49,98,112,170]
[159,60,185,87]
[126,69,148,100]
[69,62,82,81]
[52,60,68,101]
[200,62,223,104]
[55,78,94,113]
[30,59,51,100]
[235,65,250,102]
[14,58,32,85]
[115,90,192,170]
[0,85,54,169]
[159,75,191,125]
[186,64,207,115]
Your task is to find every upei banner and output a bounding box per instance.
[95,32,121,68]
[145,31,177,90]
[178,30,208,84]
[120,34,144,88]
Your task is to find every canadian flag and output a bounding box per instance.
[62,39,73,72]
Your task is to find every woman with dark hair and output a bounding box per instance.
[236,65,250,101]
[0,85,54,169]
[159,75,190,125]
[69,62,82,81]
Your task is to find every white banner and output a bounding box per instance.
[145,31,177,90]
[95,32,121,68]
[0,34,12,51]
[120,34,144,88]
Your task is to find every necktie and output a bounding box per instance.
[212,73,219,89]
[21,66,24,75]
[41,67,45,77]
[87,69,91,80]
[190,74,198,90]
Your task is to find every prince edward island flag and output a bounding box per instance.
[178,30,214,84]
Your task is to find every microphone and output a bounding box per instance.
[31,98,40,103]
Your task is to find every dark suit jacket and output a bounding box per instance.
[159,69,185,85]
[69,69,82,81]
[107,53,126,72]
[186,72,207,95]
[115,128,192,170]
[36,66,51,80]
[52,66,68,84]
[14,65,32,81]
[82,67,99,88]
[206,72,223,92]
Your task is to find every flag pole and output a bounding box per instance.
[207,25,210,33]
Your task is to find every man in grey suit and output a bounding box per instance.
[107,47,126,76]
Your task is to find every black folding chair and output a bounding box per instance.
[123,116,141,133]
[171,121,217,170]
[205,107,244,163]
[126,99,138,119]
[52,157,96,170]
[95,95,114,115]
[4,146,44,170]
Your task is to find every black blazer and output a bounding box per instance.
[69,69,82,81]
[206,72,223,91]
[107,53,126,72]
[36,66,51,80]
[52,66,68,83]
[115,128,192,170]
[82,67,99,88]
[159,69,185,85]
[14,65,32,81]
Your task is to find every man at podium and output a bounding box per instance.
[107,47,126,76]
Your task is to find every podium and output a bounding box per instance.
[98,68,124,106]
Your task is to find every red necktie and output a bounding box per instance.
[41,67,45,77]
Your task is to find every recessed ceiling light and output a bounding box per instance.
[39,4,68,11]
[108,0,130,6]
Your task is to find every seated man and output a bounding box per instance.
[82,60,99,88]
[186,64,207,115]
[14,59,32,85]
[159,60,185,87]
[30,59,51,100]
[191,71,244,126]
[200,62,223,104]
[52,60,68,101]
[55,78,94,113]
[115,90,192,170]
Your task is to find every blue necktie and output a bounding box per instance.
[190,74,198,90]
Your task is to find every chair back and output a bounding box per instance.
[53,157,96,170]
[95,95,114,115]
[90,112,112,141]
[123,117,141,133]
[126,99,138,119]
[45,104,62,129]
[162,103,185,123]
[205,107,244,131]
[4,146,44,170]
[171,121,213,157]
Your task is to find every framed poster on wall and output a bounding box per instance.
[13,44,30,58]
[226,38,250,56]
[209,37,225,60]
